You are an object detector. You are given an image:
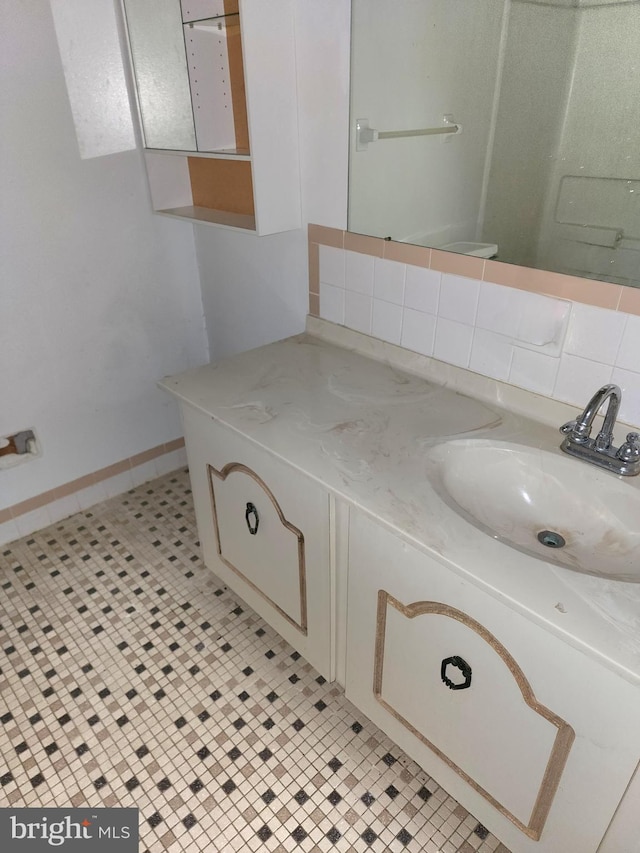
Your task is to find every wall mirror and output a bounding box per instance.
[122,0,247,154]
[348,0,639,289]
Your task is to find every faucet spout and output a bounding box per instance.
[559,384,639,476]
[573,383,621,450]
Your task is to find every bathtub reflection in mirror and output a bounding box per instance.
[348,0,640,288]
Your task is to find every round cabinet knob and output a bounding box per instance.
[440,655,472,690]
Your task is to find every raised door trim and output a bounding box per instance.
[207,462,308,634]
[374,592,575,841]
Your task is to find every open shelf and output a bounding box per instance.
[145,147,250,160]
[124,0,300,235]
[188,157,254,216]
[157,206,256,231]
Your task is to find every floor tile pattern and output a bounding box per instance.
[0,469,510,852]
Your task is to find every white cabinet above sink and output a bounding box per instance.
[120,0,301,234]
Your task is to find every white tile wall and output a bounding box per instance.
[476,281,522,337]
[401,307,437,357]
[372,299,403,345]
[102,469,135,500]
[318,245,346,287]
[319,282,345,325]
[438,275,480,325]
[469,329,513,382]
[154,447,188,477]
[434,318,474,368]
[613,368,640,427]
[476,283,570,355]
[317,248,640,428]
[345,291,373,335]
[0,518,20,547]
[404,266,440,314]
[14,506,53,540]
[345,251,375,295]
[374,258,406,304]
[514,291,571,356]
[554,354,614,405]
[565,303,627,364]
[616,314,640,371]
[510,348,560,397]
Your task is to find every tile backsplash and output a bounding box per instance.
[308,226,640,428]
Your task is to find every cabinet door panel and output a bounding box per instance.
[209,462,305,630]
[123,0,196,150]
[182,406,332,678]
[346,510,640,853]
[376,595,571,833]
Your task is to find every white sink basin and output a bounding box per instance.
[427,440,640,582]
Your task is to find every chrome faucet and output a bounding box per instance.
[560,384,640,476]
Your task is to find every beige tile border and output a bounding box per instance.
[307,223,344,249]
[164,436,186,454]
[343,231,384,257]
[309,292,320,317]
[619,286,640,315]
[383,240,430,267]
[308,225,640,317]
[2,438,185,521]
[431,248,485,279]
[308,241,319,295]
[483,260,623,309]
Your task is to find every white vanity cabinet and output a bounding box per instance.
[180,406,332,679]
[161,330,640,853]
[345,510,640,853]
[121,0,300,234]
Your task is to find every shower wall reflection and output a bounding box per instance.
[349,0,640,288]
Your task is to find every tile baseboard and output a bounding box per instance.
[0,439,186,546]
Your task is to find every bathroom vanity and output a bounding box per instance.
[160,320,640,853]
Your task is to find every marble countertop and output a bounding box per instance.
[159,322,640,685]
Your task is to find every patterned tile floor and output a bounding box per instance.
[0,469,510,853]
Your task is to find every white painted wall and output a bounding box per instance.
[0,0,209,510]
[196,0,351,361]
[348,0,505,247]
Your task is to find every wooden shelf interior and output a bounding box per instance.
[157,205,255,231]
[188,157,255,216]
[224,0,249,152]
[183,0,252,219]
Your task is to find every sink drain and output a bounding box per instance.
[537,530,566,549]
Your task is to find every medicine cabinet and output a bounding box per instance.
[121,0,301,235]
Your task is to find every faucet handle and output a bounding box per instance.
[560,419,590,443]
[617,432,640,462]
